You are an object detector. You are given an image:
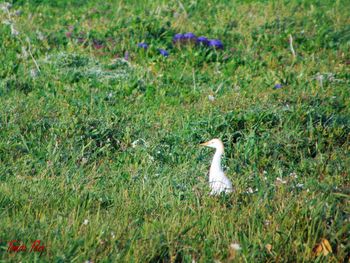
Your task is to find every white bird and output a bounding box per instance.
[200,138,233,195]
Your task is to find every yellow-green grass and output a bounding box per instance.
[0,0,349,262]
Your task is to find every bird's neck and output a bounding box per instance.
[210,149,223,173]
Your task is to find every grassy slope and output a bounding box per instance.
[0,0,349,262]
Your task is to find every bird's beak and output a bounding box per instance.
[200,141,209,146]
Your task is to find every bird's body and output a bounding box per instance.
[200,139,233,195]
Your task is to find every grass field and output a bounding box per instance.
[0,0,349,262]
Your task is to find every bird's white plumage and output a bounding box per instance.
[201,138,233,195]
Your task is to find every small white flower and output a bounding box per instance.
[36,30,45,41]
[315,73,324,87]
[83,219,89,225]
[230,242,242,251]
[296,183,304,188]
[208,95,215,101]
[131,139,139,148]
[289,172,297,179]
[0,2,12,12]
[247,187,254,194]
[263,176,267,180]
[11,25,19,36]
[276,177,287,184]
[131,138,148,148]
[111,231,115,239]
[30,69,38,78]
[263,170,267,174]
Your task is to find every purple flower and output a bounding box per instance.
[92,39,104,49]
[124,51,129,60]
[274,83,283,89]
[196,36,209,46]
[183,32,196,40]
[65,31,72,38]
[77,37,86,43]
[138,42,148,49]
[173,33,184,43]
[158,49,169,57]
[208,39,224,49]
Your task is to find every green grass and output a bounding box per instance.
[0,0,349,262]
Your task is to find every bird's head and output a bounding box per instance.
[200,138,224,153]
